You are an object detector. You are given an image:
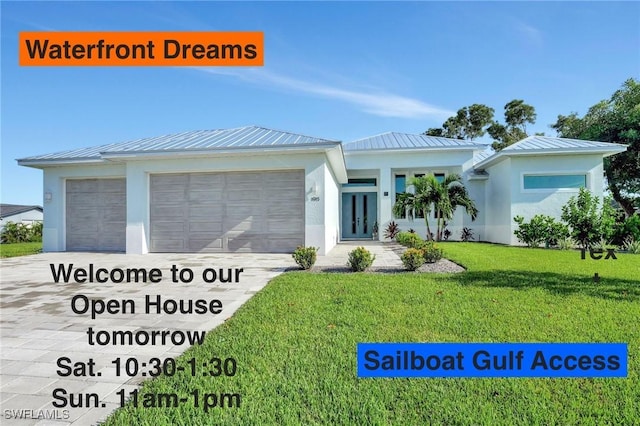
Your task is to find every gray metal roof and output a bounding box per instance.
[0,204,43,218]
[503,135,624,151]
[18,126,339,162]
[343,132,487,151]
[474,136,628,169]
[473,149,494,164]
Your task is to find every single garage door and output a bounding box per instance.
[150,171,305,253]
[66,178,126,251]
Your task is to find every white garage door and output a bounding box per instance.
[66,178,126,251]
[149,170,305,253]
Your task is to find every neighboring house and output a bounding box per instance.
[17,126,627,254]
[0,204,43,232]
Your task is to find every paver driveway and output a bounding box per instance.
[0,252,297,425]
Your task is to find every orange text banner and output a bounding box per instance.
[19,31,264,66]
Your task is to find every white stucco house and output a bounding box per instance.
[17,126,627,255]
[0,204,43,232]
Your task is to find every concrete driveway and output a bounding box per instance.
[0,252,297,425]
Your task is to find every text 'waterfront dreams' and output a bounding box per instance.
[19,32,263,66]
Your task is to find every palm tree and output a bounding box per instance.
[392,173,478,241]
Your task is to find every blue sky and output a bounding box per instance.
[2,1,638,205]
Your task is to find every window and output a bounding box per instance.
[414,174,425,218]
[342,178,377,188]
[395,174,406,218]
[523,174,586,190]
[433,173,445,219]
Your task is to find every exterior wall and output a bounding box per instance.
[345,150,475,170]
[345,149,479,241]
[507,154,604,245]
[41,164,126,252]
[465,179,486,241]
[323,162,340,253]
[483,158,512,244]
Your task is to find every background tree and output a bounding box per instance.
[425,100,536,151]
[424,127,444,137]
[424,104,494,140]
[551,78,639,216]
[488,99,537,151]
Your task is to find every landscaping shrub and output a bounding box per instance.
[1,221,43,243]
[396,231,422,248]
[591,238,616,251]
[612,214,640,246]
[460,227,474,242]
[557,237,576,251]
[561,188,616,248]
[401,248,425,271]
[292,246,318,270]
[421,241,443,263]
[622,238,640,254]
[513,215,569,248]
[384,221,400,240]
[347,246,375,272]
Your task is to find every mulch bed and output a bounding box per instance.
[308,258,465,274]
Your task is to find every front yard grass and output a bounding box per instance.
[0,241,42,258]
[105,243,639,425]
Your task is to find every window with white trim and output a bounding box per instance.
[394,174,406,218]
[523,174,586,190]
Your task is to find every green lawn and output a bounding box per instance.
[0,241,42,257]
[105,243,639,425]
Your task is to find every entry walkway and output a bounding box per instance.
[315,241,404,269]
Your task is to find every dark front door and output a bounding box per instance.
[341,192,377,239]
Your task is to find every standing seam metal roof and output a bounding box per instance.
[473,135,628,168]
[18,126,340,161]
[343,132,488,151]
[0,204,43,217]
[503,135,621,151]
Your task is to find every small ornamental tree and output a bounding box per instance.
[392,173,478,241]
[561,188,616,248]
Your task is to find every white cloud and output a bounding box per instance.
[195,68,453,119]
[514,20,544,48]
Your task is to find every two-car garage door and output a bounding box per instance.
[149,170,305,253]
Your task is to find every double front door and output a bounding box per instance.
[341,192,377,239]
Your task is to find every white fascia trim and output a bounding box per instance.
[325,144,348,183]
[468,174,489,181]
[17,158,106,168]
